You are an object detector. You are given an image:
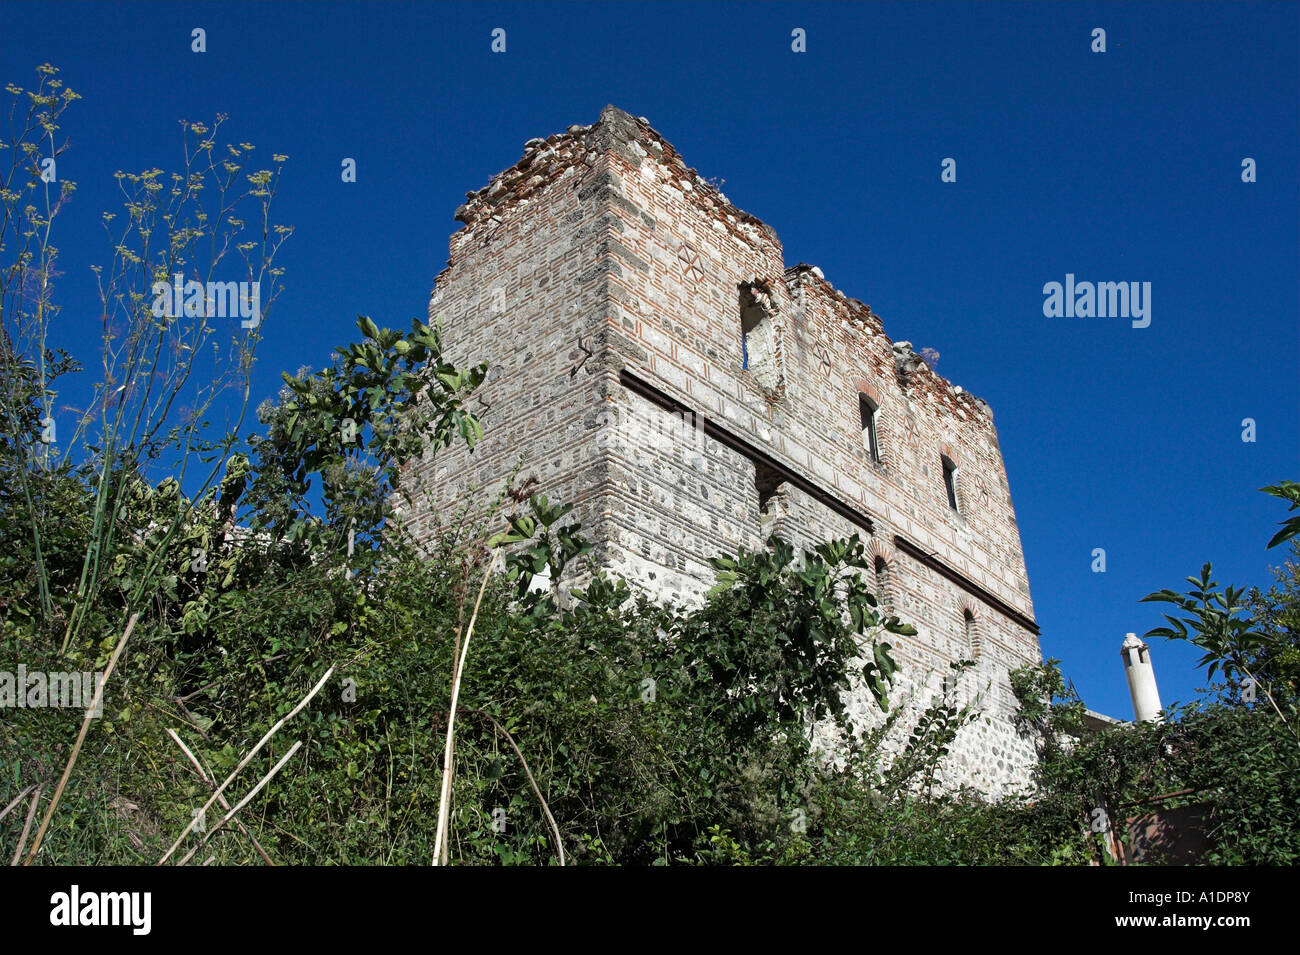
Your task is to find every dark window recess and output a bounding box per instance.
[942,455,958,511]
[859,394,880,463]
[755,461,784,512]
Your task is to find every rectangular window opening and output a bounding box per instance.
[755,461,784,513]
[942,456,959,512]
[859,395,880,463]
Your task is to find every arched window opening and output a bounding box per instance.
[874,555,890,611]
[859,394,881,463]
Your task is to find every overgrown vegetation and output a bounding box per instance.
[1,65,1295,865]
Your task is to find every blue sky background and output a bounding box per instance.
[2,1,1297,721]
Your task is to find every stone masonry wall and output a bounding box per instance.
[405,106,1042,797]
[399,122,618,548]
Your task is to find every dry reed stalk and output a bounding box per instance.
[204,740,303,845]
[470,707,565,866]
[10,786,43,866]
[166,728,275,865]
[175,740,303,866]
[432,552,497,865]
[157,666,333,864]
[0,785,36,826]
[23,612,139,865]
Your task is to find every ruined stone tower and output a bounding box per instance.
[405,105,1042,795]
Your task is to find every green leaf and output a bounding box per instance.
[358,315,380,340]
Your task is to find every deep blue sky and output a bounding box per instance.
[3,1,1297,721]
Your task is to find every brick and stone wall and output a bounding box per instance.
[404,105,1042,796]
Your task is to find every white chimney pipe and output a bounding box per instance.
[1121,632,1162,722]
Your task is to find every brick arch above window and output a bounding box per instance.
[866,540,895,613]
[853,379,885,464]
[852,378,881,403]
[864,538,895,566]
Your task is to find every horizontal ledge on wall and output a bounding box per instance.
[892,534,1040,636]
[617,368,875,535]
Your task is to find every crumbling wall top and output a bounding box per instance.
[444,108,995,423]
[785,264,993,420]
[451,105,780,250]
